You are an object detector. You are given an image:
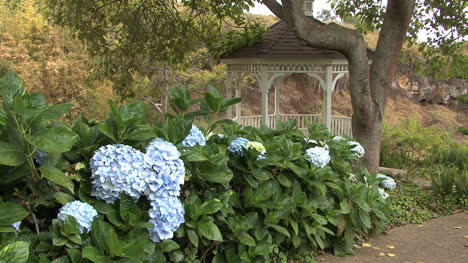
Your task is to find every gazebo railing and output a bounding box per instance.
[233,114,352,137]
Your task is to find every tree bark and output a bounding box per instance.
[262,0,416,172]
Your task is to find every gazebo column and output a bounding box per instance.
[261,70,269,127]
[323,65,333,130]
[274,83,280,124]
[235,73,242,120]
[226,72,233,119]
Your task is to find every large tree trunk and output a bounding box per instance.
[263,0,415,172]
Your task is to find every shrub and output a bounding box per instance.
[0,72,390,262]
[456,94,468,104]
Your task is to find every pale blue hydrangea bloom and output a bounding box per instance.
[181,125,206,147]
[378,188,389,199]
[11,221,21,231]
[144,139,185,199]
[349,141,365,158]
[57,201,98,233]
[90,144,148,203]
[33,150,48,165]
[148,197,185,242]
[377,174,396,190]
[305,147,331,168]
[228,137,250,156]
[333,136,345,141]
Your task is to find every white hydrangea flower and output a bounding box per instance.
[246,141,266,154]
[348,141,365,158]
[378,188,389,199]
[348,173,357,182]
[333,136,345,141]
[377,174,396,190]
[305,147,331,168]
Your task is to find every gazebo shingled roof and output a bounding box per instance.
[222,21,346,59]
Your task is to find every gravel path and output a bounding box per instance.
[316,212,468,263]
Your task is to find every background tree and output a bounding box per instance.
[262,0,465,171]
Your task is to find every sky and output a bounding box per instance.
[250,0,332,16]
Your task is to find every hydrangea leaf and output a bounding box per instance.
[40,167,74,194]
[186,228,199,247]
[0,202,28,226]
[0,241,29,263]
[237,233,256,247]
[197,217,223,242]
[0,71,25,107]
[54,192,75,206]
[82,246,109,263]
[0,141,25,167]
[30,127,78,153]
[160,240,180,253]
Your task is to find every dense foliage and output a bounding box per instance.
[0,71,391,262]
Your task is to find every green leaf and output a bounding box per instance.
[255,181,275,202]
[0,71,25,107]
[40,167,74,193]
[108,228,123,256]
[54,192,75,205]
[185,151,208,162]
[340,200,351,214]
[160,240,180,252]
[197,218,223,241]
[359,210,371,229]
[0,141,25,166]
[0,202,28,226]
[120,194,140,226]
[96,123,116,142]
[0,241,29,263]
[30,127,78,153]
[251,243,275,256]
[187,228,199,247]
[268,224,290,238]
[237,233,255,246]
[82,246,110,263]
[200,200,223,215]
[66,248,82,263]
[91,220,113,253]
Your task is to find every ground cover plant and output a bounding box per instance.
[0,71,391,263]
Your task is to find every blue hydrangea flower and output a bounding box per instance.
[378,188,389,199]
[90,144,149,203]
[57,201,98,233]
[305,147,331,168]
[377,174,396,190]
[11,221,21,231]
[144,139,185,199]
[349,141,365,158]
[228,137,250,156]
[33,150,48,165]
[148,197,185,242]
[181,125,206,147]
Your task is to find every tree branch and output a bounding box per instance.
[261,0,284,19]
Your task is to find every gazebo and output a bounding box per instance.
[221,13,362,136]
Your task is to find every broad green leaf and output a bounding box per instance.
[108,228,123,256]
[120,194,140,225]
[0,71,25,107]
[251,243,275,256]
[54,192,75,205]
[160,240,180,252]
[185,151,208,162]
[255,181,274,202]
[186,228,199,247]
[0,202,28,225]
[268,224,290,238]
[96,123,116,142]
[82,246,110,263]
[200,200,223,215]
[0,241,29,263]
[40,167,74,193]
[197,218,223,241]
[359,210,371,229]
[237,233,255,246]
[66,248,82,263]
[30,127,78,153]
[0,141,25,166]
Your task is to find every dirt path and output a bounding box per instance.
[316,212,468,263]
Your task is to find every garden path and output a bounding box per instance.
[317,212,468,263]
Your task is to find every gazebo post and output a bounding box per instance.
[226,72,233,119]
[274,81,281,126]
[235,73,242,120]
[261,70,269,127]
[323,65,333,130]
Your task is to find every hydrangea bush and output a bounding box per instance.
[0,78,390,263]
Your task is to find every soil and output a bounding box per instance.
[316,212,468,263]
